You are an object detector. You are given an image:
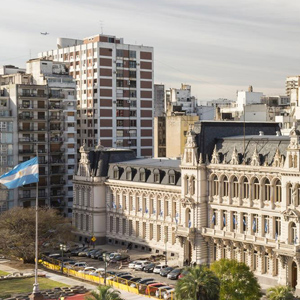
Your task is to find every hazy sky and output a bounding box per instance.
[1,0,300,101]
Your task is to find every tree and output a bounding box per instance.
[0,207,73,263]
[175,265,220,300]
[266,285,294,300]
[211,259,262,300]
[86,286,124,300]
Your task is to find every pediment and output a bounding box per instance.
[282,208,300,222]
[180,197,195,208]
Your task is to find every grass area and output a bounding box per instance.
[0,277,69,298]
[0,270,8,276]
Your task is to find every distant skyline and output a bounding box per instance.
[1,0,300,101]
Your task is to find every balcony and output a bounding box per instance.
[19,115,33,120]
[50,137,64,142]
[175,226,196,238]
[49,104,62,109]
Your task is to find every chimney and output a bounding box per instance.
[248,85,253,92]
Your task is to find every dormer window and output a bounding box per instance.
[153,169,160,183]
[113,166,119,179]
[125,167,132,181]
[168,170,176,185]
[139,168,146,182]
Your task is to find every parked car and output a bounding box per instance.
[145,283,167,296]
[178,269,189,279]
[129,260,140,269]
[116,275,134,284]
[155,286,173,299]
[138,281,158,294]
[163,288,175,299]
[78,267,96,274]
[91,249,103,259]
[143,263,157,273]
[160,267,175,277]
[136,278,155,285]
[71,247,88,256]
[167,268,183,280]
[135,261,152,271]
[71,262,88,269]
[110,254,130,263]
[78,249,91,257]
[108,252,119,261]
[153,264,168,274]
[87,249,99,258]
[98,251,110,261]
[89,268,105,276]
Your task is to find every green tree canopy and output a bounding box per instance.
[86,286,124,300]
[175,265,220,300]
[266,285,294,300]
[211,259,261,300]
[0,207,73,263]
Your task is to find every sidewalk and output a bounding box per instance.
[0,260,148,300]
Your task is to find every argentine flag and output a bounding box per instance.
[0,157,39,189]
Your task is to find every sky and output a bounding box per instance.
[1,0,300,101]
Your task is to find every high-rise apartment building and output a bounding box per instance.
[39,34,154,157]
[0,60,77,216]
[286,76,300,97]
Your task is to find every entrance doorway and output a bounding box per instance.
[185,241,192,266]
[292,261,297,289]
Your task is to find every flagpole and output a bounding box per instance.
[30,148,43,300]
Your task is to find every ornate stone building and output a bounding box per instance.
[73,120,300,291]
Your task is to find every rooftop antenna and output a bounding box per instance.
[99,20,104,34]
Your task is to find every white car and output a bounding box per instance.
[129,260,140,269]
[108,252,119,261]
[78,267,96,273]
[90,268,105,276]
[135,261,151,271]
[153,264,168,274]
[155,286,172,298]
[164,288,175,299]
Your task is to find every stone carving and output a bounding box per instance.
[272,148,281,167]
[211,145,220,164]
[251,146,260,166]
[230,147,239,165]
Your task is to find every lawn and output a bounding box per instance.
[0,277,69,298]
[0,270,8,276]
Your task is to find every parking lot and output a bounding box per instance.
[66,245,179,286]
[49,243,181,288]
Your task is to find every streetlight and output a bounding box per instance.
[60,244,67,274]
[103,252,108,286]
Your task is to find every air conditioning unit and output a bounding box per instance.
[127,100,131,104]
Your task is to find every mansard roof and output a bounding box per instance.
[88,148,136,177]
[214,135,289,166]
[193,121,281,160]
[108,158,181,186]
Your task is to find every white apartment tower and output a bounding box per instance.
[39,34,154,157]
[0,60,77,217]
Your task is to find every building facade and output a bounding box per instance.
[39,34,154,157]
[73,120,300,291]
[0,60,77,216]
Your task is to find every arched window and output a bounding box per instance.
[242,177,249,199]
[186,208,192,228]
[274,179,282,203]
[263,178,271,202]
[290,222,297,245]
[232,176,239,198]
[184,176,189,195]
[287,183,292,206]
[253,178,260,200]
[223,176,229,197]
[212,175,219,196]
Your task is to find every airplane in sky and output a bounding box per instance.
[40,32,49,35]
